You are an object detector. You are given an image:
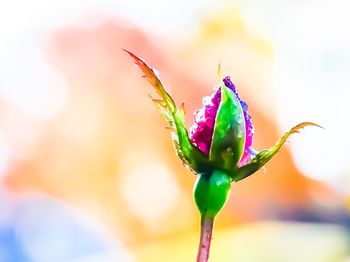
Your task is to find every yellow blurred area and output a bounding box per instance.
[0,1,349,261]
[133,222,348,262]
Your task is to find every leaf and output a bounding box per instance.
[233,122,322,182]
[209,85,246,171]
[124,49,210,173]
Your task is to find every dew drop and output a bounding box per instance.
[236,117,243,125]
[237,129,244,139]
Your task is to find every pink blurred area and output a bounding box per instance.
[0,5,349,262]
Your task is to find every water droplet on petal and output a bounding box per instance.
[236,117,243,125]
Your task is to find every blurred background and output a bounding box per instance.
[1,0,350,261]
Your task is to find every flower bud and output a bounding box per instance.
[126,50,320,182]
[190,76,254,171]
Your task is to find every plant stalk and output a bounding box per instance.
[196,215,214,262]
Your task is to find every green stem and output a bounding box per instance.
[196,215,214,262]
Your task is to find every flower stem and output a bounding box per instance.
[196,215,214,262]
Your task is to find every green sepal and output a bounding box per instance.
[193,169,231,219]
[125,50,211,174]
[209,85,245,172]
[233,122,322,182]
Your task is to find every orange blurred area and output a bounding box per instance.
[0,1,349,261]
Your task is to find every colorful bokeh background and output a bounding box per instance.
[1,0,350,261]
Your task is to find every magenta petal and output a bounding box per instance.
[190,88,221,155]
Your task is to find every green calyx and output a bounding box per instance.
[193,169,231,219]
[210,85,245,172]
[233,121,322,182]
[124,50,210,175]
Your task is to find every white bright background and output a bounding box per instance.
[241,0,350,192]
